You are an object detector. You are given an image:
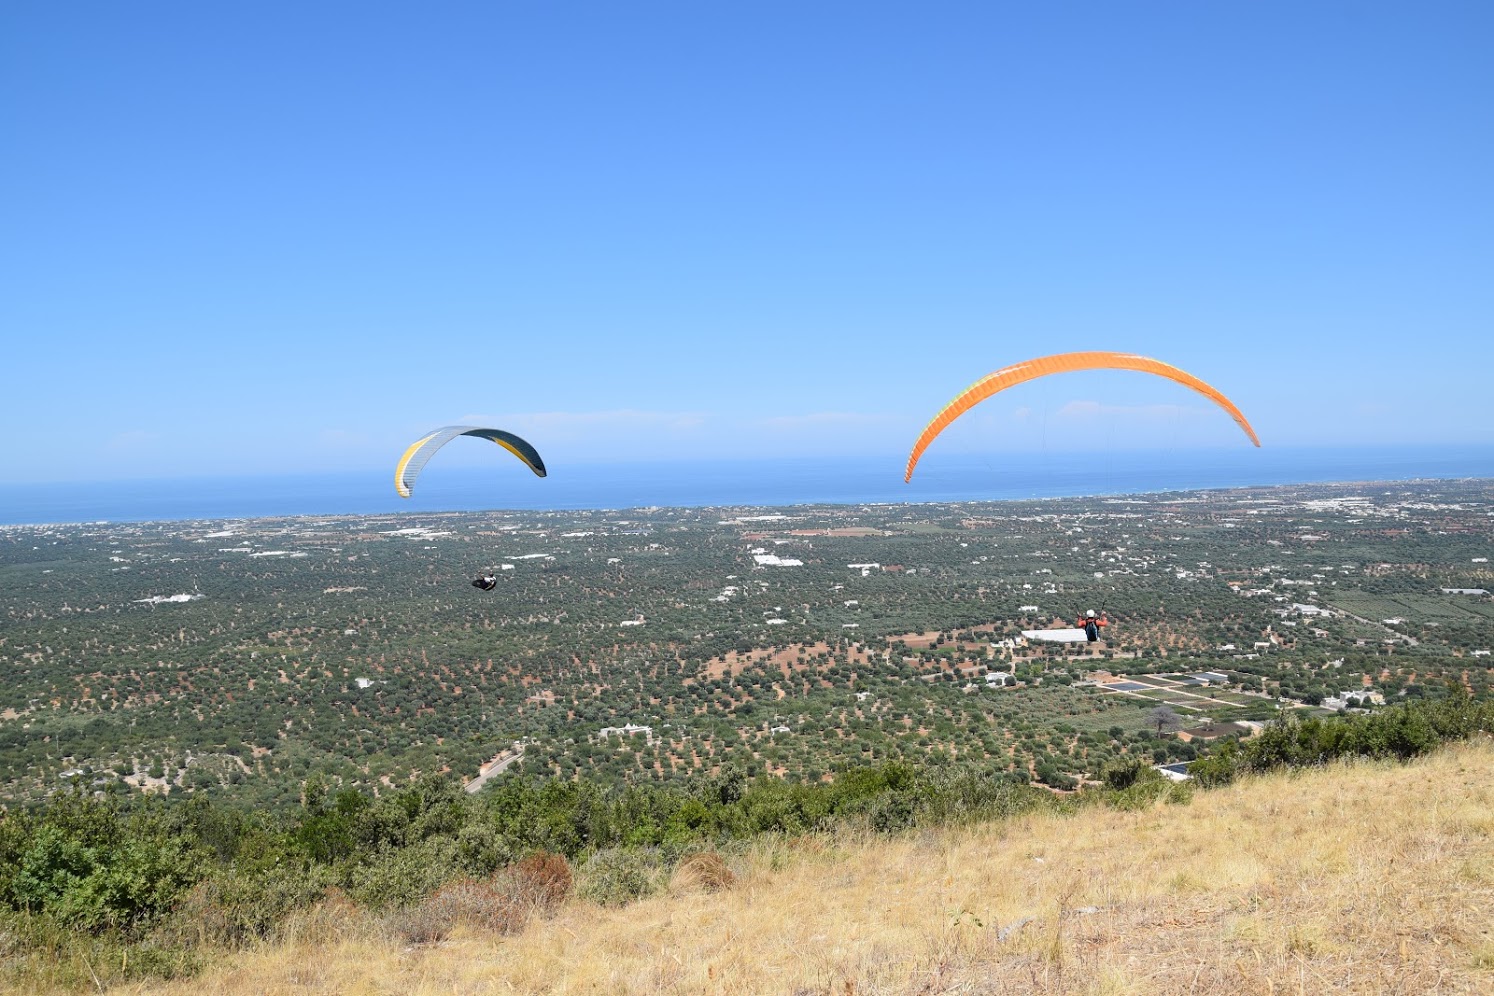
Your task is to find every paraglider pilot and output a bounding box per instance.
[472,574,498,592]
[1076,609,1108,643]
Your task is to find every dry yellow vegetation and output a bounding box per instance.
[115,740,1493,995]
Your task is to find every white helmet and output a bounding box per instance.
[1086,609,1096,618]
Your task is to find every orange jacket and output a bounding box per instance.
[1075,616,1108,629]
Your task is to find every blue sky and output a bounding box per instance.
[3,2,1490,484]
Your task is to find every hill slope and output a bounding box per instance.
[144,741,1493,995]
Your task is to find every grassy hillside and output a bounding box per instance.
[108,738,1492,995]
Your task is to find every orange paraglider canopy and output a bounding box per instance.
[904,351,1260,482]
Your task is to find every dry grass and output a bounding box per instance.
[111,740,1494,994]
[668,852,736,895]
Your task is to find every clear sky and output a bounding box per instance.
[3,2,1490,484]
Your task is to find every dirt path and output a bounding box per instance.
[1326,603,1420,646]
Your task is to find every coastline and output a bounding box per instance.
[2,445,1493,528]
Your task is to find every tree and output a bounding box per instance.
[1145,706,1183,737]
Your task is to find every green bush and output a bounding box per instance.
[160,861,334,947]
[1100,758,1147,791]
[345,837,463,909]
[1190,691,1494,786]
[577,847,664,906]
[0,690,1487,985]
[4,815,207,933]
[1187,741,1241,787]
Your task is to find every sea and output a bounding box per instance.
[2,445,1492,527]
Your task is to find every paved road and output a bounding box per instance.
[464,746,524,794]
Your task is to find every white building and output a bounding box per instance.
[599,723,654,741]
[1022,628,1090,644]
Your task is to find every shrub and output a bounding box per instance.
[843,791,918,833]
[390,851,572,945]
[505,851,572,911]
[1101,758,1146,791]
[1111,770,1190,809]
[8,824,206,934]
[346,838,462,909]
[453,821,515,878]
[578,847,664,907]
[1189,692,1494,786]
[1187,741,1241,787]
[160,861,334,947]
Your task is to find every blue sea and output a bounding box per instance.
[2,445,1492,526]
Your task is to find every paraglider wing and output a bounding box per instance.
[394,425,547,498]
[904,351,1260,482]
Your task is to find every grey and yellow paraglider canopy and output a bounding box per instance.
[394,426,547,498]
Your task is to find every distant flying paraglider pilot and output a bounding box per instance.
[472,574,498,592]
[1076,609,1108,643]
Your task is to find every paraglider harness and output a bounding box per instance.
[1076,602,1108,643]
[472,575,498,592]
